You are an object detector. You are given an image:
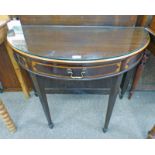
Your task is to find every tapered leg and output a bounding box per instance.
[103,75,123,133]
[29,73,38,96]
[30,73,54,129]
[119,69,134,99]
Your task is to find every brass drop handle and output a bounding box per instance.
[67,68,86,79]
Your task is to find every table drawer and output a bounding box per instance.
[30,61,121,79]
[15,52,142,80]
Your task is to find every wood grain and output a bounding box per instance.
[12,26,149,60]
[5,42,30,98]
[1,15,154,91]
[15,15,138,26]
[0,99,16,133]
[0,43,21,90]
[149,15,155,31]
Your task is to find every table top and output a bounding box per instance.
[7,20,150,62]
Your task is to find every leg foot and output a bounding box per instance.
[119,93,123,99]
[103,128,108,133]
[34,92,38,97]
[128,92,132,99]
[48,122,54,129]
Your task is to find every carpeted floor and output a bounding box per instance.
[0,91,155,139]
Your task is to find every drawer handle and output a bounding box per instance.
[67,68,86,79]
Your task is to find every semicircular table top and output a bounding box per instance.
[7,20,150,62]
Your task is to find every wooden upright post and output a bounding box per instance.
[0,99,16,133]
[5,42,30,98]
[128,51,149,99]
[147,125,155,139]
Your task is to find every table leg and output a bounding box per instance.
[103,74,123,133]
[119,69,135,99]
[30,73,54,129]
[29,73,38,96]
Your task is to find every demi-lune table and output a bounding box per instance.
[7,20,150,132]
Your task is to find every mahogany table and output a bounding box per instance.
[7,20,150,132]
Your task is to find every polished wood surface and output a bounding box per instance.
[14,51,143,80]
[149,15,155,32]
[7,22,150,80]
[0,42,32,92]
[26,26,148,60]
[0,16,32,92]
[136,15,153,27]
[0,16,21,91]
[0,15,154,91]
[5,42,30,98]
[0,17,30,97]
[6,17,151,131]
[8,25,149,61]
[148,16,155,55]
[15,15,138,26]
[0,43,21,91]
[0,99,16,133]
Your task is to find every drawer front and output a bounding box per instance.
[14,52,143,80]
[30,61,121,79]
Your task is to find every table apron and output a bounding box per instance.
[14,51,144,80]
